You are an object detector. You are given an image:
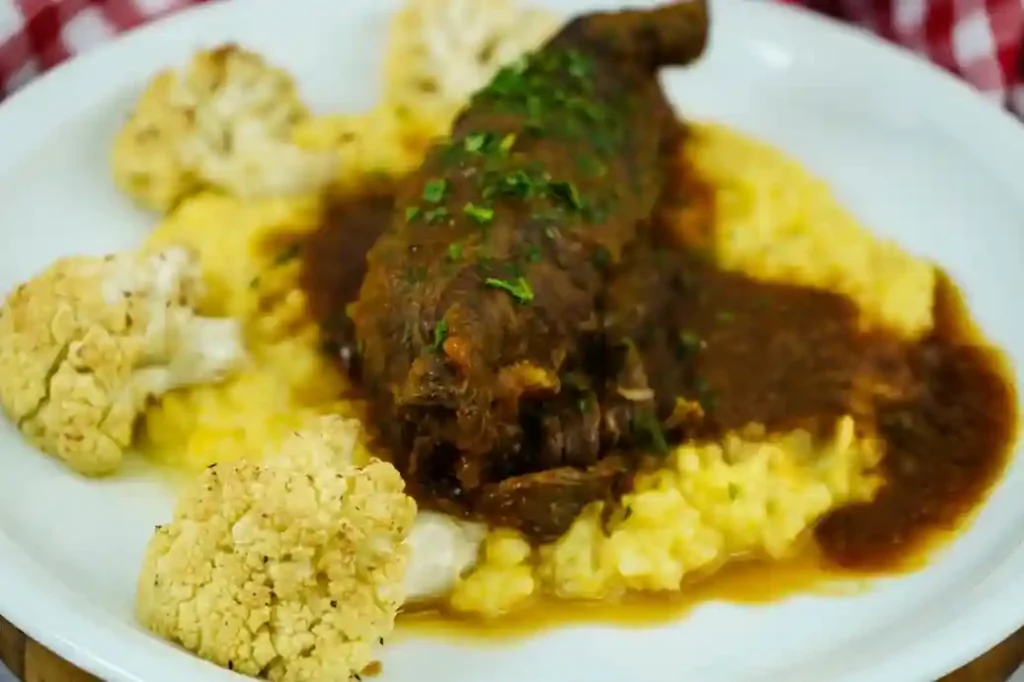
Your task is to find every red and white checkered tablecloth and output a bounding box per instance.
[0,0,1022,116]
[0,0,211,94]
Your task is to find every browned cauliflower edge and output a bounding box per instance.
[136,416,418,682]
[0,247,245,476]
[111,44,338,212]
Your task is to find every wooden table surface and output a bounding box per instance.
[1,615,1022,682]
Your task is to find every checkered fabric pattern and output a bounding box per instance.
[0,0,211,95]
[0,0,1022,117]
[789,0,1024,115]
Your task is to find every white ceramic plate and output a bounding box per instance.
[0,0,1022,681]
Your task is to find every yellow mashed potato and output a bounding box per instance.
[140,110,430,470]
[455,419,881,616]
[142,191,355,470]
[684,123,936,339]
[137,118,932,617]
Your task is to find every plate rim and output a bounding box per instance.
[0,0,1022,680]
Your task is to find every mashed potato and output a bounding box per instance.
[291,105,434,185]
[141,191,351,471]
[450,419,881,614]
[682,123,936,339]
[135,109,922,616]
[138,106,443,472]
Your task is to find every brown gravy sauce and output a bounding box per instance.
[294,159,1019,638]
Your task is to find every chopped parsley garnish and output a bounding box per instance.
[633,411,669,455]
[566,50,592,79]
[464,133,489,153]
[422,179,448,203]
[577,393,596,413]
[549,180,583,210]
[464,202,494,225]
[591,247,610,270]
[463,132,516,155]
[577,155,608,178]
[498,170,536,198]
[692,377,717,411]
[405,206,420,222]
[500,133,517,153]
[423,206,449,224]
[429,320,448,351]
[677,331,704,357]
[717,311,736,324]
[409,47,632,282]
[484,276,534,304]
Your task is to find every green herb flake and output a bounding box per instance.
[448,242,463,261]
[549,180,583,210]
[273,243,301,266]
[591,247,610,270]
[405,206,420,222]
[692,377,717,412]
[422,179,448,204]
[500,133,517,153]
[429,320,448,351]
[525,94,543,118]
[523,119,545,136]
[484,276,534,304]
[717,311,736,324]
[424,207,450,224]
[464,133,489,153]
[728,483,741,501]
[464,202,495,225]
[566,50,592,79]
[633,411,669,455]
[577,155,608,178]
[498,170,535,198]
[526,245,543,263]
[677,331,704,357]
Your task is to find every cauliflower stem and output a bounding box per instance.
[0,247,244,475]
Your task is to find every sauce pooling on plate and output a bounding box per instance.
[293,155,1018,627]
[814,274,1017,569]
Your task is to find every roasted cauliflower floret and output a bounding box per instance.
[136,416,417,682]
[112,45,338,212]
[0,247,244,476]
[383,0,561,137]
